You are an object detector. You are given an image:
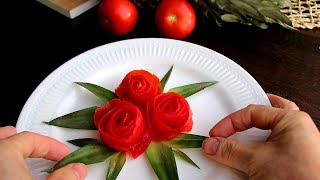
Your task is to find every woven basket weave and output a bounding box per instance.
[281,0,320,29]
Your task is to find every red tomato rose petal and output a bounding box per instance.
[130,76,148,93]
[100,132,130,151]
[154,93,190,128]
[127,132,152,158]
[147,92,193,141]
[94,101,113,126]
[115,70,161,108]
[109,109,134,137]
[161,114,189,129]
[158,97,189,128]
[149,107,181,140]
[100,109,144,145]
[180,116,193,132]
[99,110,133,140]
[95,99,149,158]
[100,130,151,158]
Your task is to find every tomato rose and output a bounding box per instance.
[147,92,193,141]
[94,99,151,158]
[115,70,162,107]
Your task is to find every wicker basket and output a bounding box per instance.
[281,0,320,29]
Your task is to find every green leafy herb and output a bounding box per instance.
[160,66,174,90]
[191,0,293,29]
[75,82,116,103]
[43,107,98,130]
[173,149,200,169]
[267,0,292,8]
[67,138,103,147]
[132,0,293,29]
[146,142,179,180]
[46,144,117,173]
[169,81,218,98]
[164,133,207,148]
[107,152,126,180]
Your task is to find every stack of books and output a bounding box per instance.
[36,0,101,19]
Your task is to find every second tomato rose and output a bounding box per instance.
[94,99,151,158]
[147,92,193,141]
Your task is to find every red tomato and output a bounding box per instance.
[98,0,138,36]
[155,0,196,39]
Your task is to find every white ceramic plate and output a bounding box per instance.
[16,38,270,180]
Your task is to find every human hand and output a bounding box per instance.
[202,94,320,179]
[0,126,87,180]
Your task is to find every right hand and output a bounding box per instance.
[202,94,320,179]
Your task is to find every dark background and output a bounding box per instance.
[2,0,320,128]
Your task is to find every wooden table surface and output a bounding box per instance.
[1,1,319,128]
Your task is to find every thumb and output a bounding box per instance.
[202,137,255,173]
[47,163,87,180]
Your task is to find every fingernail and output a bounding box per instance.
[203,138,219,155]
[72,163,86,180]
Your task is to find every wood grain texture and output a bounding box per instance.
[2,1,320,129]
[46,0,89,10]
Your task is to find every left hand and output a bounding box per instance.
[0,126,87,180]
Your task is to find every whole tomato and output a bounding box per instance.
[155,0,196,39]
[98,0,138,36]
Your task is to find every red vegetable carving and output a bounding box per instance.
[147,92,193,141]
[115,70,162,108]
[94,99,151,158]
[94,70,193,158]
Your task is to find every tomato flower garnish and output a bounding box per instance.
[94,99,151,158]
[115,70,162,108]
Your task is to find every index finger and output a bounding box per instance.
[267,93,299,110]
[0,126,17,139]
[3,131,70,161]
[209,104,288,137]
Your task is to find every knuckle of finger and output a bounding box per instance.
[3,126,16,131]
[289,111,313,126]
[18,131,34,140]
[17,131,37,143]
[219,140,238,161]
[19,131,32,136]
[288,101,299,110]
[245,104,257,115]
[246,104,257,110]
[296,111,311,120]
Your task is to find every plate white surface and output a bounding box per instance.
[17,38,270,180]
